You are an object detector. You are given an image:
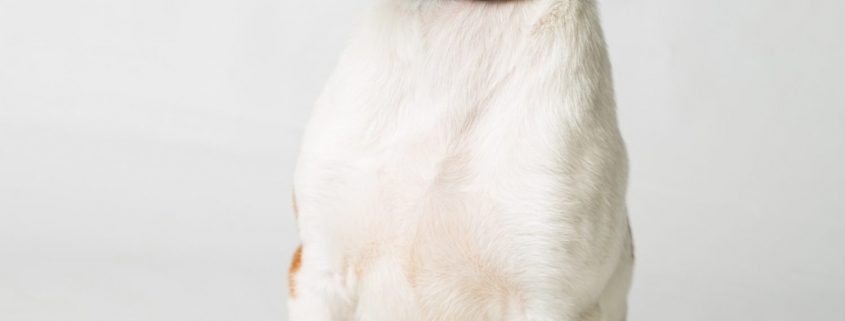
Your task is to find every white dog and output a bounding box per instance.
[289,1,633,320]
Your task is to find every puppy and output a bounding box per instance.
[289,1,633,320]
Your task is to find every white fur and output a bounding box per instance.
[290,1,633,320]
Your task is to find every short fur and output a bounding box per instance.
[290,0,633,320]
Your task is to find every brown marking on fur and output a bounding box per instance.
[288,245,303,298]
[338,257,351,284]
[292,190,299,219]
[353,244,380,279]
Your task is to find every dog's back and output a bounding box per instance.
[290,1,633,320]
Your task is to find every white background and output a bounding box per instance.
[1,1,843,320]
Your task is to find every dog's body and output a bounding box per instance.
[290,1,632,320]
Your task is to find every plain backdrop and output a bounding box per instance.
[1,1,843,320]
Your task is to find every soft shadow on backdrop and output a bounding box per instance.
[1,1,843,320]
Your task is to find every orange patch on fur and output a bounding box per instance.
[288,245,303,298]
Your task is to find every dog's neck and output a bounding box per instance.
[324,0,608,144]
